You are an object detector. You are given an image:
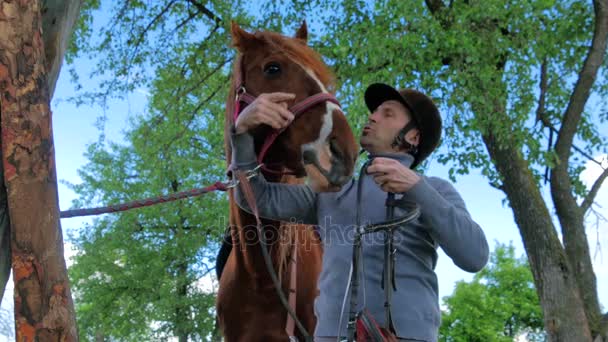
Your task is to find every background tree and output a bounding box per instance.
[66,37,231,341]
[440,243,544,342]
[64,0,608,341]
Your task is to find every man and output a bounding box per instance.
[229,83,489,341]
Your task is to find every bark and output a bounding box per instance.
[0,0,77,340]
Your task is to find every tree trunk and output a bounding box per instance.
[0,0,78,340]
[176,261,189,342]
[481,128,592,341]
[0,0,81,308]
[549,0,608,336]
[41,0,82,98]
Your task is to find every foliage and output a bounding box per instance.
[67,120,227,340]
[439,243,544,342]
[311,0,606,187]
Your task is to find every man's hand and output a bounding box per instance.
[234,92,296,134]
[367,157,421,193]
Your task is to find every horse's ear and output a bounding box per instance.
[231,21,257,52]
[295,21,308,42]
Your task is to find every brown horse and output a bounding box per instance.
[216,22,358,341]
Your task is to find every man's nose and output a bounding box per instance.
[368,111,380,122]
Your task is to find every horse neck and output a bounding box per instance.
[228,179,299,284]
[230,175,302,286]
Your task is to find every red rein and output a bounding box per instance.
[233,87,341,176]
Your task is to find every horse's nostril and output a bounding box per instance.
[329,138,339,156]
[302,150,316,164]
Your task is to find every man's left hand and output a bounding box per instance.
[367,157,421,193]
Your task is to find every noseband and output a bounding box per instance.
[232,56,341,176]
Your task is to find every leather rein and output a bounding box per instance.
[342,160,421,342]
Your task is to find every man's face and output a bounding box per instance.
[360,100,418,154]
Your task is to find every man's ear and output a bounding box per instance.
[407,128,421,146]
[231,21,258,52]
[294,21,308,42]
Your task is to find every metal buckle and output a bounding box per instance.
[235,86,246,102]
[225,164,263,189]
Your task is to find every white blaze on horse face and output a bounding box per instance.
[300,66,334,171]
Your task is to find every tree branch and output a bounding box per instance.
[130,0,178,50]
[554,0,608,165]
[535,59,549,126]
[160,57,231,117]
[185,0,222,25]
[581,164,608,213]
[424,0,446,14]
[541,123,604,168]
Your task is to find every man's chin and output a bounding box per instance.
[359,140,374,154]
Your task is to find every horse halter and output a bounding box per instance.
[232,55,342,176]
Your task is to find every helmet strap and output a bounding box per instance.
[391,121,419,155]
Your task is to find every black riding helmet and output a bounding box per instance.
[364,83,442,168]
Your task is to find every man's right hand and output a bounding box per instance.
[234,92,296,134]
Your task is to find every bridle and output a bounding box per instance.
[231,53,342,341]
[232,55,341,177]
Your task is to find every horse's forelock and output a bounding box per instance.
[258,31,334,90]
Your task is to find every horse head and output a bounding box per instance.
[228,21,358,191]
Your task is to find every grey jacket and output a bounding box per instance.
[230,130,489,342]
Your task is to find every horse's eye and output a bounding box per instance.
[263,62,281,77]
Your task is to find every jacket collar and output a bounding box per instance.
[366,152,414,168]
